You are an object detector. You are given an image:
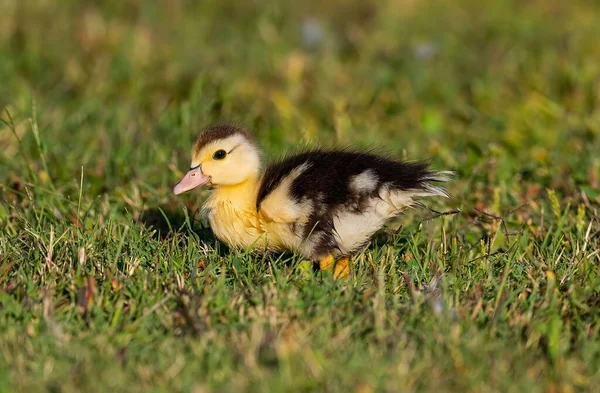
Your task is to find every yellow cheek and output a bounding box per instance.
[202,159,233,181]
[201,161,216,175]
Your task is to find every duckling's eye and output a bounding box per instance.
[213,149,227,160]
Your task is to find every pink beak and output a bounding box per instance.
[173,165,211,195]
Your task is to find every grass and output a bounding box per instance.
[1,0,599,392]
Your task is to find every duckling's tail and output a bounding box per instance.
[414,170,455,199]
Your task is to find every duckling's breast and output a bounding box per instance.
[207,201,265,250]
[208,205,306,252]
[205,193,302,253]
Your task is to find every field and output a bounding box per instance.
[1,0,599,392]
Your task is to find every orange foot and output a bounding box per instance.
[318,255,350,279]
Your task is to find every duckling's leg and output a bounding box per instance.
[315,255,350,279]
[309,228,349,278]
[333,256,350,279]
[318,254,335,271]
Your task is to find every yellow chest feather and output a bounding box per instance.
[203,180,301,252]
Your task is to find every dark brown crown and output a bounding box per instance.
[193,124,254,153]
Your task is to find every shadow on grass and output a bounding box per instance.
[138,205,215,244]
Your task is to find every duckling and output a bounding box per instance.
[174,124,450,278]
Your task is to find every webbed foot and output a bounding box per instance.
[316,255,350,279]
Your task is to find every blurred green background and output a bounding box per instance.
[0,1,599,392]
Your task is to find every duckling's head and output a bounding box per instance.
[174,124,260,195]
